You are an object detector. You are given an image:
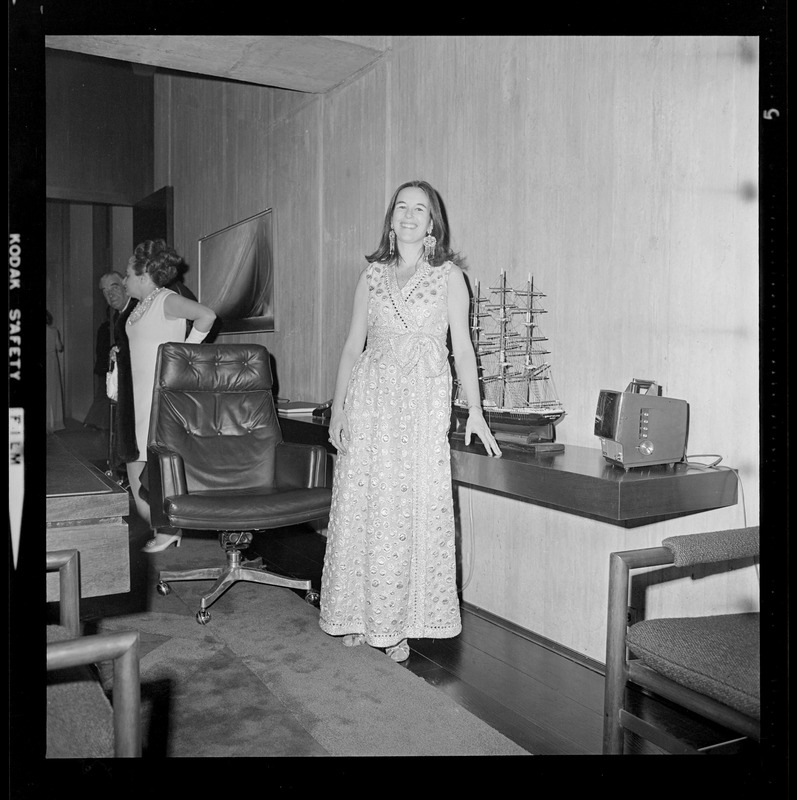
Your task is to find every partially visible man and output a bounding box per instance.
[84,272,132,430]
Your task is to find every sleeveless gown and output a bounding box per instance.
[319,261,462,647]
[127,289,186,457]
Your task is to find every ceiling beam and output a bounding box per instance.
[44,35,387,93]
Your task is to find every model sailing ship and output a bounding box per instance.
[452,270,565,450]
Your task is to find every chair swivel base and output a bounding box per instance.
[156,533,319,624]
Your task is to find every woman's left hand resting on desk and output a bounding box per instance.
[464,407,503,457]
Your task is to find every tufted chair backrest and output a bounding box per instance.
[148,343,281,493]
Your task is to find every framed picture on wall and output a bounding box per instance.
[198,208,275,333]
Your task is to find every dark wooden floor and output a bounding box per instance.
[55,421,760,758]
[249,525,759,757]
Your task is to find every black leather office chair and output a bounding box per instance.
[146,342,332,624]
[603,526,760,754]
[47,549,141,758]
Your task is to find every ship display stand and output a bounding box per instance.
[452,271,565,452]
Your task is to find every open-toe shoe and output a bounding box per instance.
[385,639,410,662]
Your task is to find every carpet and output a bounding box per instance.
[96,535,529,757]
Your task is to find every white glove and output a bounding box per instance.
[185,326,208,344]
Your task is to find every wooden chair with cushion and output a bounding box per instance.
[603,526,760,754]
[46,549,141,758]
[146,342,332,624]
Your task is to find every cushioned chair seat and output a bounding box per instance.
[627,612,760,719]
[46,625,115,759]
[165,487,333,529]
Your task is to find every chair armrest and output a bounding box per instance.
[603,545,675,752]
[275,441,328,489]
[146,445,188,528]
[47,629,141,758]
[606,546,674,666]
[661,526,759,566]
[47,549,81,637]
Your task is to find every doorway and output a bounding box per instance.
[45,186,174,427]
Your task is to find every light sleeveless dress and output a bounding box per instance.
[127,288,186,458]
[319,261,462,647]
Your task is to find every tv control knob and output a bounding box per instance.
[638,440,654,455]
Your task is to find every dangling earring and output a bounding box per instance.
[389,228,396,256]
[423,227,437,262]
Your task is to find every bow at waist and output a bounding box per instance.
[369,330,449,377]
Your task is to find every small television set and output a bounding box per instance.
[198,208,275,333]
[594,380,689,470]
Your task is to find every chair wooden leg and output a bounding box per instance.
[47,629,142,758]
[603,552,630,754]
[111,631,141,758]
[603,546,677,755]
[47,549,81,637]
[619,710,699,754]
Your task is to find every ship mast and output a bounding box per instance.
[470,279,482,348]
[526,275,536,404]
[492,270,519,408]
[471,279,485,391]
[513,274,552,407]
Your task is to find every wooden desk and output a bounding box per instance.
[277,413,737,527]
[46,435,130,600]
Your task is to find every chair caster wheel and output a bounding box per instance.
[156,581,172,596]
[305,590,320,605]
[196,609,211,625]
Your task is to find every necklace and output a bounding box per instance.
[395,256,426,289]
[126,287,163,326]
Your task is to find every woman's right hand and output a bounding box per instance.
[327,407,349,454]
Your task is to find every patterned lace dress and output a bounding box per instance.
[319,260,462,648]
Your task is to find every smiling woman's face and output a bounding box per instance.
[391,187,432,248]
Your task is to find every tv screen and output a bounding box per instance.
[198,208,274,333]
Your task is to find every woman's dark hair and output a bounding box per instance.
[366,180,462,267]
[130,239,181,287]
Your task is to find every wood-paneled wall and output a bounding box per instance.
[154,35,759,661]
[46,50,154,205]
[66,204,96,420]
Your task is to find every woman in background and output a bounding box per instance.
[319,180,501,662]
[124,239,216,553]
[46,309,65,433]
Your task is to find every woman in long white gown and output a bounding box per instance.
[319,181,502,662]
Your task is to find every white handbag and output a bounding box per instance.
[106,350,118,402]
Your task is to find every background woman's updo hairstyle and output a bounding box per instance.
[366,179,463,267]
[131,239,181,287]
